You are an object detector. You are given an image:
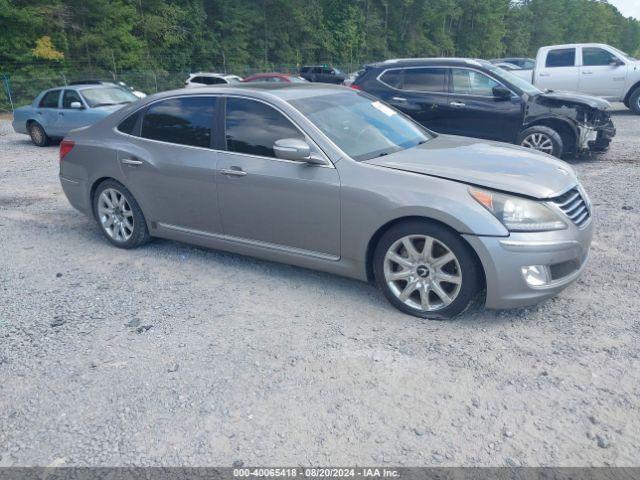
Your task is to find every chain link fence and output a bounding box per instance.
[0,63,353,112]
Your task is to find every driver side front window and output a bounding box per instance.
[451,69,501,96]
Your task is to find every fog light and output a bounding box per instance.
[522,265,551,287]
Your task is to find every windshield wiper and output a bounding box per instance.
[94,102,117,107]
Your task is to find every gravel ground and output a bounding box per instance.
[0,109,639,467]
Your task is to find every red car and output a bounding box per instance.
[242,73,308,84]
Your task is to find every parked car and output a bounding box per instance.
[242,73,307,83]
[351,58,615,158]
[493,62,522,71]
[59,84,593,319]
[69,80,146,98]
[184,73,242,88]
[299,65,346,84]
[12,84,139,146]
[490,57,536,69]
[508,43,640,114]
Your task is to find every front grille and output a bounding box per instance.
[551,188,590,228]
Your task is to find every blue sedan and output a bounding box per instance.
[12,84,139,146]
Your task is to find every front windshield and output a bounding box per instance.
[290,92,432,161]
[610,46,636,61]
[484,63,541,96]
[81,87,138,107]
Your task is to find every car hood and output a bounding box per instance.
[534,91,611,110]
[364,134,577,199]
[93,104,130,113]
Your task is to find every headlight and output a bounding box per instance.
[469,187,567,232]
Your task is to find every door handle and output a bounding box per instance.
[58,112,64,115]
[391,96,407,102]
[539,72,550,77]
[121,158,143,165]
[450,101,466,108]
[582,71,593,75]
[220,168,247,177]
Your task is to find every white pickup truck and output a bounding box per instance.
[511,43,640,114]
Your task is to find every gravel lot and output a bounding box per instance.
[1,109,639,468]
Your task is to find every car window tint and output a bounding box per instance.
[141,97,215,148]
[191,76,221,85]
[39,90,61,108]
[545,49,576,68]
[451,69,500,96]
[225,98,303,158]
[583,48,617,66]
[312,67,322,74]
[62,90,83,109]
[117,111,141,135]
[402,68,447,92]
[379,70,402,88]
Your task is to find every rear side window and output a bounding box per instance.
[117,111,141,135]
[402,68,447,92]
[141,97,216,148]
[62,90,83,109]
[225,98,303,158]
[39,90,61,108]
[191,76,224,85]
[379,69,402,88]
[300,67,310,73]
[582,48,618,66]
[545,49,576,68]
[451,69,500,96]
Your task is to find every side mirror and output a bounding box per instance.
[273,138,325,165]
[493,86,512,100]
[70,101,83,109]
[610,58,624,67]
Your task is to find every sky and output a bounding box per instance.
[608,0,640,19]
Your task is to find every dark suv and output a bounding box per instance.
[300,65,347,84]
[352,58,615,158]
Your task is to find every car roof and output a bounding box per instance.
[368,57,490,69]
[188,72,234,78]
[540,43,610,49]
[156,83,349,102]
[42,84,118,92]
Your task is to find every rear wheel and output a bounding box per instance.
[373,221,481,319]
[629,87,640,115]
[517,125,563,158]
[93,179,150,249]
[28,122,50,147]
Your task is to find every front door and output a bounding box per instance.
[117,96,223,234]
[35,89,62,136]
[217,97,341,258]
[61,90,88,132]
[446,67,523,142]
[579,46,628,100]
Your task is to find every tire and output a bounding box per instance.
[629,87,640,115]
[517,125,563,158]
[92,179,150,249]
[372,220,481,319]
[28,122,50,147]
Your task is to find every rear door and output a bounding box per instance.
[535,48,579,92]
[579,46,628,100]
[216,96,341,257]
[446,67,522,142]
[116,95,223,234]
[379,67,452,133]
[35,89,62,135]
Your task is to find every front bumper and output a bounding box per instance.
[463,215,594,309]
[577,119,616,153]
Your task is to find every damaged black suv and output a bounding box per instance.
[351,58,615,158]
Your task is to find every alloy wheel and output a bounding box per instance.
[30,125,43,144]
[383,234,462,312]
[97,188,134,242]
[521,133,554,154]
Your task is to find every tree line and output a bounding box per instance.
[1,0,639,106]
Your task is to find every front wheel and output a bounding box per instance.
[373,221,481,319]
[517,126,563,158]
[628,87,640,115]
[93,179,150,249]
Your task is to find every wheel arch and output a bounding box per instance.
[522,117,577,155]
[364,215,486,290]
[623,81,640,104]
[89,176,117,219]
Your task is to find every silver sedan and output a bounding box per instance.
[59,84,593,318]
